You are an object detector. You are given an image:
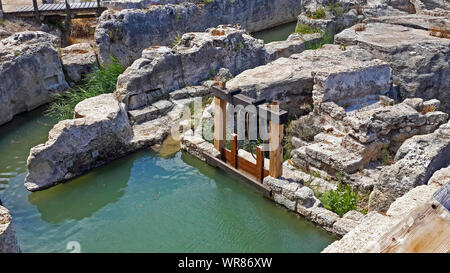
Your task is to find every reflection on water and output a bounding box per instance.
[252,21,297,44]
[28,154,132,223]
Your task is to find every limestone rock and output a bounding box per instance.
[428,166,450,188]
[274,193,297,211]
[265,33,322,62]
[0,31,68,126]
[181,134,220,162]
[335,22,450,113]
[95,0,302,66]
[295,186,316,207]
[369,121,450,212]
[115,25,266,110]
[0,206,21,253]
[227,44,382,115]
[24,94,133,191]
[61,43,98,83]
[386,185,439,218]
[332,217,361,237]
[322,211,400,252]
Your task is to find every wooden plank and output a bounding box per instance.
[368,200,450,253]
[204,152,271,197]
[230,134,238,168]
[214,97,227,157]
[256,146,264,182]
[237,156,258,178]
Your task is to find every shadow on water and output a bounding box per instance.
[28,151,135,224]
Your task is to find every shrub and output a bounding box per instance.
[312,8,326,19]
[379,144,393,165]
[295,24,321,34]
[171,32,182,47]
[319,183,358,217]
[45,57,124,121]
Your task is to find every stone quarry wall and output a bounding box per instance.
[0,205,21,253]
[227,44,387,116]
[0,31,68,126]
[335,22,450,113]
[95,0,302,66]
[115,25,267,110]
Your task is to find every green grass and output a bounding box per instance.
[319,183,358,217]
[295,23,321,35]
[45,57,124,121]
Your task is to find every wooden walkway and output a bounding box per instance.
[4,2,105,18]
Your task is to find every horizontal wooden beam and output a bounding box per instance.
[204,151,272,197]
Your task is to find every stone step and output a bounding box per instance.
[169,86,209,100]
[128,100,173,124]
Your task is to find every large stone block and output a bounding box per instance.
[0,31,68,126]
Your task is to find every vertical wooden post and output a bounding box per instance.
[214,97,227,157]
[32,0,40,23]
[256,145,264,182]
[230,133,238,168]
[269,102,283,178]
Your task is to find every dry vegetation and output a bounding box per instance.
[354,23,366,32]
[68,18,97,45]
[429,26,450,39]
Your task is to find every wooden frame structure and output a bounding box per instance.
[211,82,287,183]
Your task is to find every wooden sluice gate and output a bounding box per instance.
[203,82,288,195]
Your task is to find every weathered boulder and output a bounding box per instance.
[265,33,323,62]
[115,25,266,111]
[369,120,450,212]
[61,43,98,83]
[0,206,21,253]
[24,94,133,191]
[0,31,68,126]
[95,0,302,66]
[335,22,450,113]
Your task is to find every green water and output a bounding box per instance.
[0,107,335,252]
[252,21,297,43]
